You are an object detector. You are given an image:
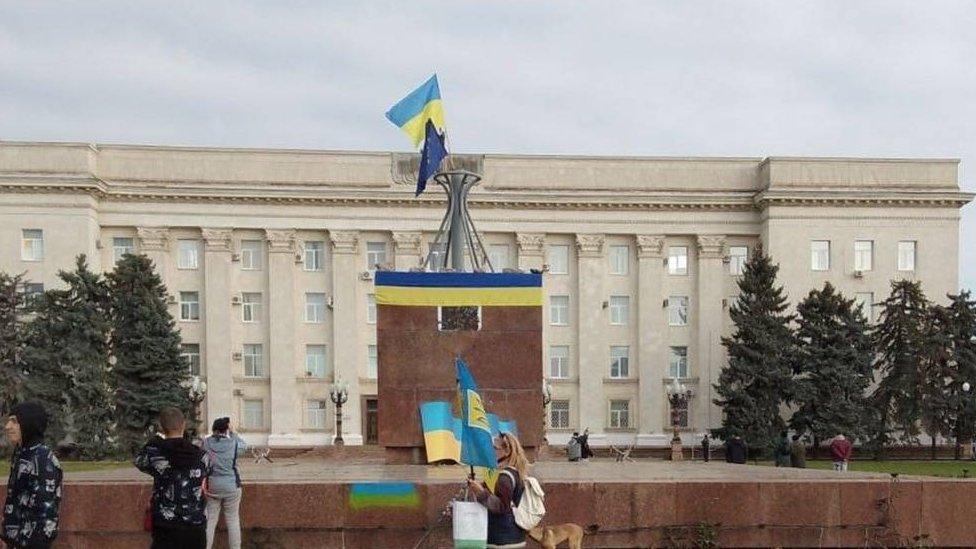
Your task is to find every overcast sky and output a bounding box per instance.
[1,1,973,291]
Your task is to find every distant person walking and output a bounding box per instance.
[774,431,792,467]
[136,407,211,549]
[829,434,853,471]
[701,434,710,462]
[789,435,807,468]
[202,417,247,549]
[2,402,63,549]
[566,432,581,462]
[578,428,593,460]
[725,435,748,464]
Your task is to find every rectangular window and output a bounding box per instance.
[243,399,264,430]
[550,400,570,429]
[855,292,874,322]
[21,229,43,261]
[240,240,263,270]
[609,400,630,429]
[241,292,262,322]
[898,241,916,271]
[550,295,570,326]
[811,241,830,271]
[366,241,388,270]
[243,344,264,377]
[729,246,748,276]
[305,345,328,378]
[427,241,447,272]
[610,346,630,378]
[304,240,325,271]
[489,244,510,271]
[549,345,569,379]
[366,294,377,324]
[609,296,630,325]
[179,291,200,321]
[177,240,200,270]
[23,283,44,307]
[113,237,135,263]
[305,293,326,323]
[306,400,328,429]
[668,296,689,326]
[548,245,568,275]
[609,245,629,275]
[180,343,201,376]
[367,344,378,379]
[669,346,688,378]
[668,246,688,275]
[854,240,873,271]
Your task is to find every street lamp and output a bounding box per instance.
[954,381,972,459]
[542,380,553,446]
[187,375,207,440]
[666,378,692,445]
[330,379,349,446]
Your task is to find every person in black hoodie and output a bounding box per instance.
[2,402,63,549]
[135,407,211,549]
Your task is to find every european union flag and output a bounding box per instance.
[417,119,447,196]
[456,358,497,469]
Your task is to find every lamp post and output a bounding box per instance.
[187,375,207,441]
[954,381,972,460]
[666,378,692,461]
[330,379,349,446]
[542,380,553,446]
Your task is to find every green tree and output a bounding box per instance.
[945,291,976,458]
[918,304,954,459]
[789,282,873,454]
[23,256,115,458]
[108,254,193,455]
[712,244,795,456]
[0,272,28,417]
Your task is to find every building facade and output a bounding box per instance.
[1,141,971,447]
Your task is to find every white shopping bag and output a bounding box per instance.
[452,500,487,549]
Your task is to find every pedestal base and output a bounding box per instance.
[670,441,684,461]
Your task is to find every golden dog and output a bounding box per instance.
[528,523,596,549]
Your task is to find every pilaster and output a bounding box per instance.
[201,228,234,429]
[392,231,423,270]
[695,234,726,434]
[575,234,607,438]
[516,233,545,271]
[636,235,667,443]
[330,230,364,445]
[265,229,301,445]
[137,227,172,284]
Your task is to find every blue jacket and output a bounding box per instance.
[2,443,62,549]
[202,433,246,495]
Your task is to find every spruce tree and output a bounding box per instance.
[108,254,193,455]
[790,282,873,454]
[713,244,795,455]
[23,256,115,458]
[918,304,954,458]
[945,291,976,457]
[0,272,28,417]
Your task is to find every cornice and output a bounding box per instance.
[754,189,974,209]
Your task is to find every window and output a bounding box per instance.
[23,283,44,307]
[729,246,748,276]
[243,399,264,430]
[305,345,328,378]
[21,229,43,261]
[305,293,326,323]
[854,240,873,271]
[242,293,262,322]
[811,241,830,271]
[670,397,690,428]
[549,346,569,379]
[609,245,629,275]
[609,400,630,429]
[489,244,510,271]
[366,241,387,270]
[307,400,328,429]
[179,292,200,321]
[898,241,916,271]
[304,241,325,271]
[855,292,874,322]
[243,344,264,377]
[668,246,688,275]
[427,242,447,271]
[180,344,201,376]
[668,296,689,326]
[240,240,263,270]
[610,346,630,378]
[548,245,568,275]
[669,346,688,378]
[367,344,378,379]
[609,296,629,325]
[178,240,200,269]
[439,306,481,331]
[550,400,570,429]
[366,294,377,324]
[113,237,135,263]
[550,295,570,326]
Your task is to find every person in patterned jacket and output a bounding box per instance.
[135,407,211,549]
[2,402,63,549]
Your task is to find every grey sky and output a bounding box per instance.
[1,1,973,291]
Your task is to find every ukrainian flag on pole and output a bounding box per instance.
[456,358,497,469]
[385,74,446,147]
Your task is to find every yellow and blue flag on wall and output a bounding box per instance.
[374,271,543,307]
[385,74,446,147]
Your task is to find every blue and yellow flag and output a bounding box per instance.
[385,75,446,148]
[456,358,497,469]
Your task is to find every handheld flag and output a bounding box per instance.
[385,74,446,147]
[456,358,497,469]
[417,119,447,195]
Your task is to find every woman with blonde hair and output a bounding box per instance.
[467,431,529,548]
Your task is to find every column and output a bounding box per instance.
[575,234,607,441]
[266,229,300,445]
[695,235,726,435]
[136,227,172,283]
[201,228,233,429]
[636,235,667,445]
[330,230,364,445]
[516,233,545,271]
[392,231,423,270]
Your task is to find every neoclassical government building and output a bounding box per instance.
[1,141,971,447]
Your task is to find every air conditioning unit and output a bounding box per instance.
[326,296,335,310]
[231,253,241,262]
[294,252,304,264]
[853,270,864,278]
[233,389,243,396]
[663,258,669,267]
[95,240,103,249]
[662,298,669,308]
[722,298,728,308]
[166,294,177,304]
[722,255,731,264]
[232,351,242,361]
[231,295,242,305]
[360,271,373,281]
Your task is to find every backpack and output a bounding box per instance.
[501,469,545,531]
